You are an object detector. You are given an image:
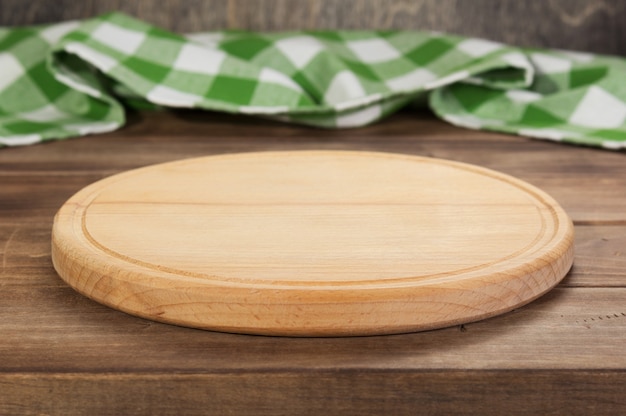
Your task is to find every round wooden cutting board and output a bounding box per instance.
[52,151,574,336]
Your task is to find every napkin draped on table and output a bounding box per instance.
[1,12,626,149]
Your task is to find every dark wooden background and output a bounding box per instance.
[1,0,625,55]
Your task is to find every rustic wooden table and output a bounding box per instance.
[1,110,625,415]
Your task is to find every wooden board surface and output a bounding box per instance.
[51,150,573,336]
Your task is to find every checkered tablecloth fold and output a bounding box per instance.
[1,12,625,149]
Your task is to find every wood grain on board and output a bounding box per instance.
[50,151,574,336]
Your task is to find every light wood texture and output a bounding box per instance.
[2,0,625,54]
[1,110,625,414]
[51,151,573,336]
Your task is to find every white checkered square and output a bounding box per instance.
[275,36,325,68]
[64,43,118,72]
[0,134,41,146]
[66,121,119,135]
[91,22,146,55]
[19,104,70,122]
[324,70,366,106]
[518,128,569,141]
[531,53,572,74]
[259,68,302,92]
[147,85,203,106]
[457,39,503,57]
[506,90,543,103]
[569,86,626,128]
[385,68,436,92]
[0,53,24,92]
[347,38,401,63]
[40,21,81,45]
[173,43,226,74]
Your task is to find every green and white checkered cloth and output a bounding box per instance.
[2,12,626,149]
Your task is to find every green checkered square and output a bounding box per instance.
[569,66,608,88]
[247,82,303,108]
[405,37,455,66]
[160,70,216,96]
[206,75,257,105]
[220,35,273,61]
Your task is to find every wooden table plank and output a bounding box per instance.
[569,226,626,287]
[2,111,625,223]
[2,283,626,372]
[2,371,625,416]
